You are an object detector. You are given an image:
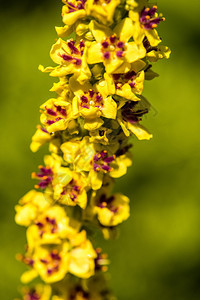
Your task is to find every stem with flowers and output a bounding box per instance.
[15,0,170,299]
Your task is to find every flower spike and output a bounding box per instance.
[15,0,170,299]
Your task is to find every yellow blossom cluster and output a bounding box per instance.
[15,0,170,299]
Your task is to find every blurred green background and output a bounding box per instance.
[0,0,200,299]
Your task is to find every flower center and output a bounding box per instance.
[65,0,86,12]
[32,165,53,189]
[44,104,67,126]
[61,39,85,66]
[40,250,61,276]
[80,89,103,109]
[121,101,148,124]
[112,71,136,89]
[140,6,165,30]
[92,150,115,173]
[26,289,40,300]
[35,216,58,237]
[97,194,118,212]
[101,35,125,60]
[61,179,81,202]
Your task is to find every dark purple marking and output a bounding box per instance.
[117,41,125,48]
[110,35,116,43]
[62,54,73,61]
[101,41,109,48]
[116,51,124,58]
[46,109,57,116]
[103,51,110,59]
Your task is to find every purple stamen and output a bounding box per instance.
[47,120,55,125]
[103,156,115,163]
[39,167,53,175]
[73,185,80,192]
[38,177,52,189]
[74,58,82,65]
[50,252,61,260]
[46,217,56,225]
[81,95,88,103]
[36,222,43,228]
[117,41,124,48]
[79,40,85,48]
[100,151,107,159]
[110,35,116,43]
[28,259,34,266]
[116,51,124,58]
[71,193,77,201]
[67,0,85,11]
[103,52,110,59]
[62,54,73,61]
[67,41,80,54]
[96,94,103,102]
[102,164,111,172]
[89,89,95,98]
[93,153,101,162]
[46,109,57,116]
[93,163,101,172]
[101,41,109,48]
[40,259,48,264]
[129,82,135,88]
[41,127,48,133]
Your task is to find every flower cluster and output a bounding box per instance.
[15,0,170,299]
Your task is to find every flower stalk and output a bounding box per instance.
[15,0,170,299]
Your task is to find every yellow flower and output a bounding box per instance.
[26,206,71,250]
[92,192,130,226]
[30,126,53,152]
[15,190,50,227]
[117,99,153,140]
[55,171,88,209]
[40,98,73,133]
[61,1,87,27]
[87,18,146,74]
[60,0,119,33]
[70,77,117,130]
[17,284,51,300]
[129,5,165,47]
[39,38,91,84]
[102,60,146,101]
[33,243,70,283]
[85,0,120,25]
[35,154,88,209]
[69,239,96,278]
[61,137,132,190]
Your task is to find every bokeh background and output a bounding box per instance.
[0,0,200,299]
